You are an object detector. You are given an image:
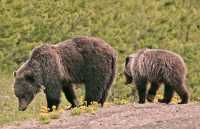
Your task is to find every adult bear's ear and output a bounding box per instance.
[24,71,35,83]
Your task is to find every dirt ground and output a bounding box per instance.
[1,103,200,129]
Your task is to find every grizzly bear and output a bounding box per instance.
[124,48,189,104]
[13,36,117,111]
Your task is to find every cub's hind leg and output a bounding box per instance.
[136,79,148,104]
[147,82,160,102]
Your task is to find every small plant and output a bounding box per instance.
[71,102,99,116]
[155,93,180,104]
[70,107,82,116]
[103,102,112,108]
[171,96,180,104]
[113,98,129,105]
[38,112,50,124]
[38,105,64,124]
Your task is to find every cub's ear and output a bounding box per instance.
[13,71,16,77]
[125,57,130,66]
[24,72,35,83]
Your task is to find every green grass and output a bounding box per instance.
[0,0,200,125]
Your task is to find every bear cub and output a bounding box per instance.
[124,48,189,104]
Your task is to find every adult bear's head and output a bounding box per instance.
[124,54,137,85]
[13,60,42,111]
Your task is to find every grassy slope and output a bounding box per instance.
[0,0,200,124]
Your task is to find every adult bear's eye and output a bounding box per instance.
[19,95,25,99]
[25,74,35,83]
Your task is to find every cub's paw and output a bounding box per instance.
[138,100,145,104]
[158,99,170,104]
[147,94,155,102]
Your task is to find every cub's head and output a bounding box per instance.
[13,61,41,111]
[124,54,137,85]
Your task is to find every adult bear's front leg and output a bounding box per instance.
[62,84,79,109]
[45,88,61,112]
[136,79,147,104]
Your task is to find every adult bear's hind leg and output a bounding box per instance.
[62,84,79,109]
[100,89,109,107]
[84,80,104,106]
[174,82,189,104]
[100,70,116,106]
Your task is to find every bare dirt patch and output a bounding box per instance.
[1,103,200,129]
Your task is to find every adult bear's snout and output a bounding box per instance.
[18,99,28,111]
[18,106,27,111]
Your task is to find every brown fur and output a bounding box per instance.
[124,48,189,104]
[14,36,117,111]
